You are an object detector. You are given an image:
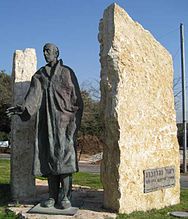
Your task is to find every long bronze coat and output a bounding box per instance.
[20,59,83,176]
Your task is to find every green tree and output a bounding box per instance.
[78,80,101,136]
[79,88,102,138]
[0,70,12,139]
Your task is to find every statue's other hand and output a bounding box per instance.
[6,105,24,117]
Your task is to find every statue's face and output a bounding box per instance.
[43,44,57,63]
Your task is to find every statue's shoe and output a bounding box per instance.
[40,198,55,208]
[59,199,72,209]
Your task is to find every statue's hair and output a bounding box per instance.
[43,43,59,58]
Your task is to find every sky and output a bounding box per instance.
[0,0,188,121]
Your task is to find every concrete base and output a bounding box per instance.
[28,204,78,215]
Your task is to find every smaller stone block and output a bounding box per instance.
[11,48,37,200]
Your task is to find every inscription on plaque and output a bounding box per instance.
[144,166,175,193]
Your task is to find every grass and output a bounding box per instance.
[117,189,188,218]
[73,172,102,189]
[0,159,19,219]
[0,159,188,219]
[116,189,188,219]
[0,159,10,184]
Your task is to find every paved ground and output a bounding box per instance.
[0,153,10,159]
[0,153,100,173]
[79,162,100,173]
[180,175,188,189]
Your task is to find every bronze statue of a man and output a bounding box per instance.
[7,43,83,209]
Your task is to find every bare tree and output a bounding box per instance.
[80,80,100,101]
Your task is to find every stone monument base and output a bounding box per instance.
[28,204,78,215]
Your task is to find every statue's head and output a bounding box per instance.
[43,43,59,63]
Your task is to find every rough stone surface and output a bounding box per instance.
[99,3,180,214]
[11,48,37,200]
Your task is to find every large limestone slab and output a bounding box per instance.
[11,49,37,200]
[99,4,180,214]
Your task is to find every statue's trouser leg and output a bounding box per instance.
[48,175,60,204]
[59,174,72,208]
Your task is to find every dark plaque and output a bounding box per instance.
[144,166,176,193]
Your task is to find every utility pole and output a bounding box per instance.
[180,23,187,173]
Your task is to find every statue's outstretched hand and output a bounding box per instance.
[6,105,24,117]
